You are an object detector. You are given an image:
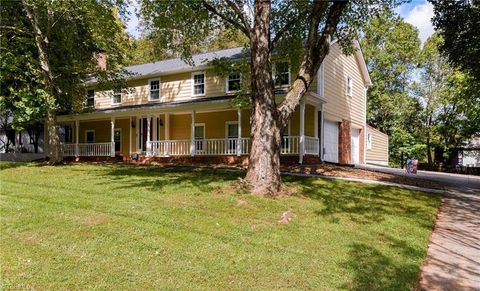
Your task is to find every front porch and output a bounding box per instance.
[57,95,325,164]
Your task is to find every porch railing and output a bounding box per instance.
[62,142,111,157]
[280,136,300,154]
[149,138,251,156]
[305,136,320,155]
[150,139,191,156]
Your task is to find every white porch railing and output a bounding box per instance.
[149,138,251,156]
[62,142,112,157]
[150,139,191,156]
[305,136,320,155]
[281,136,300,154]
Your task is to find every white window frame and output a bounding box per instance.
[367,133,373,150]
[194,123,205,140]
[274,62,291,88]
[114,128,122,152]
[111,89,122,105]
[192,71,206,97]
[225,73,241,94]
[317,63,324,97]
[346,76,353,97]
[85,130,95,143]
[225,121,239,138]
[148,78,161,101]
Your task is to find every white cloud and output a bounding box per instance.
[403,1,435,44]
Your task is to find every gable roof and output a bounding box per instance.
[124,47,246,79]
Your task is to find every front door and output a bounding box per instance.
[114,129,121,152]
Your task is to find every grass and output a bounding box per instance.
[0,162,441,290]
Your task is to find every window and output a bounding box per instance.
[149,79,160,100]
[112,89,122,104]
[62,125,73,143]
[192,72,205,96]
[85,130,95,143]
[317,63,324,97]
[274,62,290,87]
[114,129,121,152]
[226,122,239,153]
[86,89,95,108]
[194,124,205,151]
[226,73,241,93]
[346,76,353,97]
[367,133,372,150]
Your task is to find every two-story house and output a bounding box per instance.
[55,40,376,165]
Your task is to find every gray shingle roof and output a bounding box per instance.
[124,47,246,78]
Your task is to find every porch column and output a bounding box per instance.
[136,116,140,152]
[129,116,132,156]
[165,113,170,156]
[314,106,319,157]
[110,117,115,157]
[237,109,242,156]
[146,114,152,156]
[75,119,80,157]
[299,99,305,164]
[320,103,325,161]
[190,110,196,156]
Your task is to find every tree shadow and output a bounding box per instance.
[0,162,27,171]
[284,175,440,227]
[342,241,421,290]
[100,164,243,193]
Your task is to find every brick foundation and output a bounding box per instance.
[338,119,351,164]
[66,154,322,166]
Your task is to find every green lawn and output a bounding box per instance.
[0,163,440,290]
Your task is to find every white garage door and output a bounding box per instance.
[324,120,338,163]
[351,128,360,164]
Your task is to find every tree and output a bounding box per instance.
[429,0,480,81]
[360,10,423,166]
[1,0,130,163]
[140,0,397,195]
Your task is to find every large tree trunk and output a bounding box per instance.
[244,0,282,195]
[24,2,63,164]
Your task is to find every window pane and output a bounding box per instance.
[194,84,204,95]
[227,123,238,138]
[150,80,159,90]
[150,90,159,100]
[228,73,241,92]
[194,126,204,139]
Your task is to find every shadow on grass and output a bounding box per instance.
[100,164,243,193]
[284,175,440,228]
[0,162,32,171]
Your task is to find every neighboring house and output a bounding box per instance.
[56,40,373,165]
[450,138,480,168]
[366,125,389,166]
[0,116,44,154]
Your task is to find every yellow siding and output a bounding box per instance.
[366,126,389,162]
[321,43,366,127]
[79,119,130,156]
[290,104,316,136]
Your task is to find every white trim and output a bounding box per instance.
[225,121,239,138]
[346,76,353,97]
[85,129,95,143]
[111,89,122,105]
[191,71,206,97]
[148,78,161,101]
[367,133,373,150]
[317,63,324,97]
[225,73,241,94]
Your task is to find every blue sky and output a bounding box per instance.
[126,0,435,43]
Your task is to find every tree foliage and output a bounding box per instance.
[429,0,480,81]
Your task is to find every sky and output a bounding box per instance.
[126,0,435,43]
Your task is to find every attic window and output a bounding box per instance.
[149,79,160,100]
[192,72,205,96]
[112,89,122,104]
[226,73,241,93]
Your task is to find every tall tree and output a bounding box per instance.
[360,10,423,166]
[140,0,398,195]
[429,0,480,81]
[1,0,130,163]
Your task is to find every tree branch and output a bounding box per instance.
[270,14,300,52]
[277,1,348,126]
[201,0,251,38]
[225,0,251,35]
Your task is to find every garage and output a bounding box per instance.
[323,120,338,163]
[351,128,360,164]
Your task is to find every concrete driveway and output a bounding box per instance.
[357,164,480,290]
[357,164,480,193]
